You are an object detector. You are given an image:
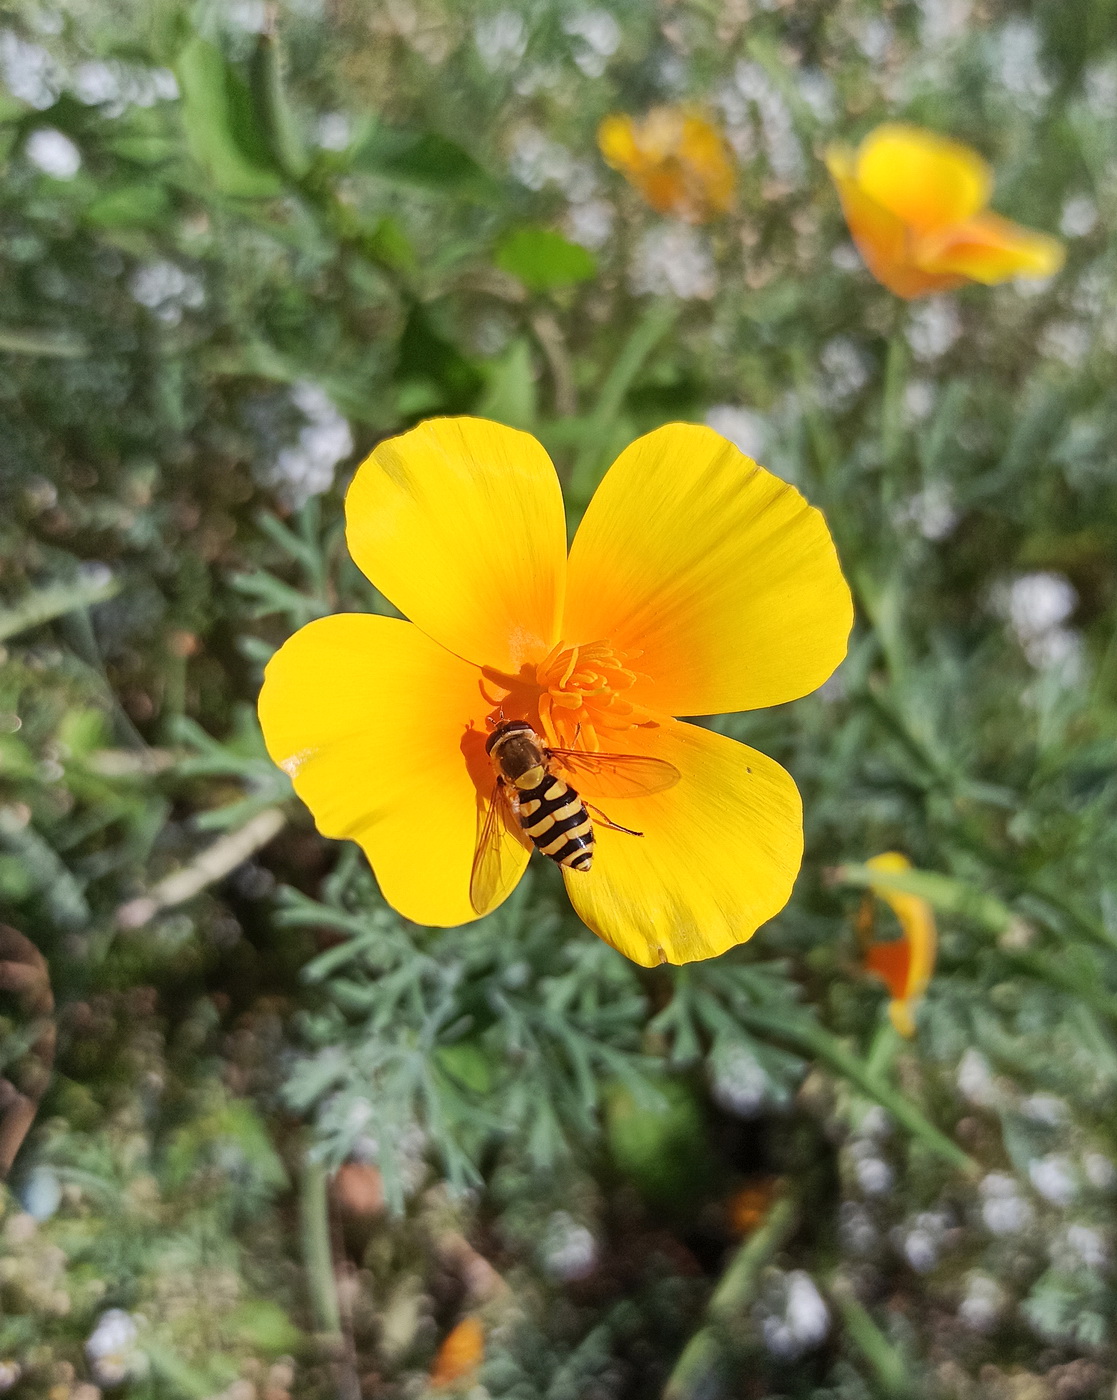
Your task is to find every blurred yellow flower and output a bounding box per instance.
[825,124,1064,299]
[598,107,736,223]
[858,852,937,1037]
[259,417,852,966]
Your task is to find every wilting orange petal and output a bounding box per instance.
[562,718,802,966]
[916,211,1065,284]
[598,108,736,223]
[430,1316,484,1387]
[345,418,566,675]
[564,423,853,717]
[854,124,990,233]
[861,852,937,1038]
[258,614,527,926]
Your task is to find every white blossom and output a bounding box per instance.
[629,225,715,301]
[916,0,972,46]
[991,20,1052,113]
[129,261,205,325]
[316,113,351,150]
[1028,1154,1078,1207]
[896,482,958,542]
[819,337,869,404]
[959,1272,1006,1331]
[979,1172,1035,1235]
[474,11,527,72]
[262,382,353,509]
[1039,320,1091,368]
[997,571,1082,679]
[735,60,803,183]
[25,128,81,179]
[541,1211,598,1282]
[0,30,62,109]
[565,198,614,250]
[907,298,962,360]
[705,405,767,461]
[563,10,621,78]
[1061,194,1098,239]
[761,1271,830,1359]
[86,1309,145,1388]
[1083,1152,1117,1192]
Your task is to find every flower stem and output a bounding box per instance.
[662,1194,798,1400]
[569,299,678,504]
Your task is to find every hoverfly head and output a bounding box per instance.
[485,717,534,754]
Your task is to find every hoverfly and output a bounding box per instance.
[469,719,681,914]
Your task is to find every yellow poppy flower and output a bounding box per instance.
[858,852,937,1037]
[258,418,853,967]
[598,107,736,223]
[825,124,1064,300]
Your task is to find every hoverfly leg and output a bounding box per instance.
[583,801,643,838]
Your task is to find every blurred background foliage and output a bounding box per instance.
[0,0,1116,1396]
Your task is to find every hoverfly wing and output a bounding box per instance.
[469,782,524,915]
[548,747,681,799]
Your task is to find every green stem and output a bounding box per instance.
[865,1020,899,1082]
[829,1276,912,1397]
[0,574,120,644]
[569,300,678,503]
[736,1007,976,1175]
[299,1156,342,1338]
[663,1195,798,1400]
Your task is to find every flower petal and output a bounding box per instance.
[258,613,527,926]
[825,145,966,299]
[345,417,567,673]
[864,852,937,1033]
[854,124,990,233]
[599,109,735,223]
[562,718,803,966]
[563,424,853,717]
[916,212,1064,285]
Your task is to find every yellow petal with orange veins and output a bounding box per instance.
[258,613,526,926]
[564,424,853,718]
[854,123,990,233]
[916,211,1065,285]
[825,146,965,299]
[562,719,803,966]
[345,417,566,674]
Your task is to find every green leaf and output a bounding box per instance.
[227,1299,301,1353]
[175,35,284,198]
[84,182,172,229]
[354,123,494,196]
[475,336,538,429]
[436,1042,495,1095]
[604,1076,709,1206]
[248,28,309,179]
[495,226,597,291]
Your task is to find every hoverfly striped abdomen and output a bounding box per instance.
[470,719,680,915]
[516,774,595,872]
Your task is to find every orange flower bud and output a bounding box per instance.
[858,852,937,1037]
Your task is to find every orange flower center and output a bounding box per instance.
[482,640,650,750]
